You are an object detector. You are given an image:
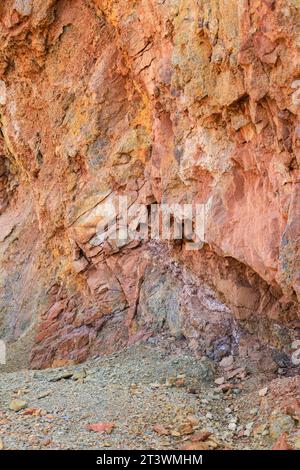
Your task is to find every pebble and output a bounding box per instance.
[9,399,28,412]
[72,370,87,381]
[229,416,238,424]
[220,356,234,368]
[228,422,237,431]
[253,423,268,436]
[150,383,161,389]
[37,391,52,400]
[49,371,73,382]
[215,377,225,385]
[258,387,268,397]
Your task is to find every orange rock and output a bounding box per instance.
[21,408,43,417]
[87,422,115,434]
[272,433,293,451]
[181,442,210,451]
[191,431,212,442]
[153,425,170,436]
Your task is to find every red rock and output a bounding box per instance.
[153,425,170,436]
[191,431,212,442]
[47,302,65,322]
[21,408,42,417]
[87,422,115,434]
[272,433,293,451]
[72,257,89,273]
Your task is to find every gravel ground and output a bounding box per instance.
[0,339,274,450]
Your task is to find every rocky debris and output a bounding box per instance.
[153,425,170,436]
[1,341,299,450]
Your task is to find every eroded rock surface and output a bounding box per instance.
[0,0,300,369]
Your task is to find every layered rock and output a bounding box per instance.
[0,0,300,369]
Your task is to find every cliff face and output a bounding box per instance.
[0,0,300,369]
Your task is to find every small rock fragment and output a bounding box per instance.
[153,425,169,436]
[215,377,225,385]
[220,356,233,368]
[72,369,87,381]
[37,391,52,400]
[191,430,211,442]
[21,408,43,416]
[49,371,73,382]
[228,422,237,431]
[258,387,268,397]
[87,422,115,434]
[9,399,27,412]
[253,423,268,437]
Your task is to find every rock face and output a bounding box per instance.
[0,0,300,369]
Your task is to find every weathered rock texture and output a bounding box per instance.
[0,0,300,369]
